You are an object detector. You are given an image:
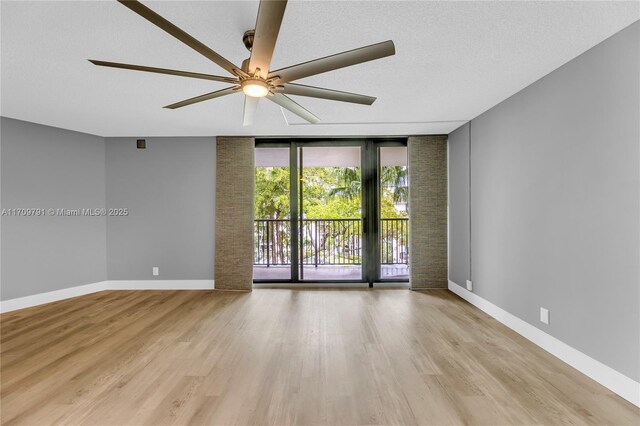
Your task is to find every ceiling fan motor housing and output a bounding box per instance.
[243,30,255,51]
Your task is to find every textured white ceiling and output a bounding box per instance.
[1,1,638,137]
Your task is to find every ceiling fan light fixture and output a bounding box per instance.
[241,79,270,98]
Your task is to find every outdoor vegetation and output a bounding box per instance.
[254,166,408,220]
[254,165,409,267]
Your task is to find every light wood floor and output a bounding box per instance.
[1,289,638,425]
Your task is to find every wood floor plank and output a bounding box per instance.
[1,289,638,425]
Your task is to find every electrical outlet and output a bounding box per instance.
[540,307,549,325]
[466,280,473,291]
[152,267,159,276]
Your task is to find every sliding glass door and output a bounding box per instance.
[298,145,363,281]
[379,147,409,280]
[253,147,292,280]
[253,139,407,284]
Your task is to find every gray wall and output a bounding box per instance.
[106,137,216,280]
[448,22,639,381]
[1,117,107,300]
[448,123,470,286]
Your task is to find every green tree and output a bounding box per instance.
[328,167,361,201]
[380,166,408,219]
[381,166,408,204]
[254,167,290,219]
[303,167,361,219]
[254,167,291,264]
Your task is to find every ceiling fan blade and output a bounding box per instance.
[278,83,376,105]
[267,93,320,123]
[268,40,395,84]
[248,0,287,78]
[243,96,260,126]
[89,60,236,83]
[117,0,242,76]
[164,86,239,109]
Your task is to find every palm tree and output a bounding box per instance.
[328,167,361,200]
[327,166,408,210]
[381,166,408,205]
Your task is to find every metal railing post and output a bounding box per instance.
[266,220,270,267]
[314,221,318,267]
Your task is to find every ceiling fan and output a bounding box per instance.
[90,0,395,126]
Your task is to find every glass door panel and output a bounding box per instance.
[379,146,409,280]
[299,146,363,281]
[253,147,291,281]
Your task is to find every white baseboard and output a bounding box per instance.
[107,280,214,290]
[0,281,109,313]
[448,280,640,407]
[0,280,215,313]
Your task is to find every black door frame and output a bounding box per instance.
[254,137,407,285]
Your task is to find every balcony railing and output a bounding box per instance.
[254,218,408,266]
[379,218,409,265]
